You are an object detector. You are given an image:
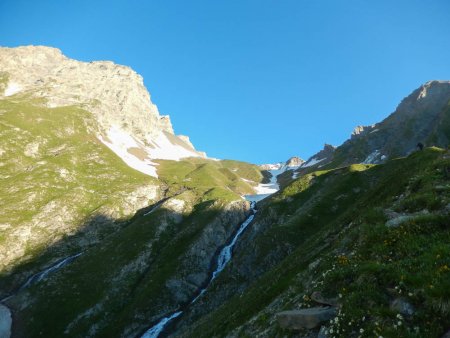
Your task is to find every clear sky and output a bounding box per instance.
[1,1,450,164]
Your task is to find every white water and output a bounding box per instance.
[19,253,82,291]
[140,202,257,338]
[141,311,183,338]
[211,212,255,280]
[0,252,82,304]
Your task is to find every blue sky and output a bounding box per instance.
[1,1,450,164]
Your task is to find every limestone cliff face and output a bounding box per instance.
[0,46,205,166]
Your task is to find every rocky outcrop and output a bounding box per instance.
[351,125,374,139]
[165,200,251,303]
[276,307,337,330]
[286,156,305,167]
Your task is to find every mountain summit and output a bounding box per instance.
[0,45,205,177]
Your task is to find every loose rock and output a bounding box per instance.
[390,298,415,316]
[276,307,337,330]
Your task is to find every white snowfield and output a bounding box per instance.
[245,163,301,202]
[98,125,205,178]
[3,82,22,96]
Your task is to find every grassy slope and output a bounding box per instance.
[0,95,160,286]
[0,91,265,337]
[183,148,450,338]
[9,156,261,337]
[155,157,263,201]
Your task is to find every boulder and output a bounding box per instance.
[385,215,414,227]
[390,298,415,316]
[311,291,339,307]
[0,304,12,338]
[276,307,337,329]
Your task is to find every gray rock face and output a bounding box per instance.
[351,125,375,138]
[0,304,12,338]
[276,307,337,329]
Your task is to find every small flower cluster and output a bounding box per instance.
[323,309,369,338]
[393,313,404,329]
[337,255,349,265]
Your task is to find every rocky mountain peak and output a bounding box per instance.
[285,156,304,167]
[0,45,172,139]
[0,45,206,177]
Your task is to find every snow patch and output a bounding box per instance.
[363,150,381,164]
[147,132,203,160]
[98,126,158,177]
[301,157,325,168]
[4,83,22,96]
[244,165,289,202]
[98,126,205,178]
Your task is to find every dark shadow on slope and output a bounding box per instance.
[0,195,182,336]
[0,193,252,338]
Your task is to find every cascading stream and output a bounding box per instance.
[141,202,257,338]
[0,252,82,303]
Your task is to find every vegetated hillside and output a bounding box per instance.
[0,59,266,337]
[292,81,450,179]
[174,148,450,338]
[3,151,262,337]
[0,91,161,288]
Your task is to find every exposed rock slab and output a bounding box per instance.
[276,307,337,329]
[310,291,339,307]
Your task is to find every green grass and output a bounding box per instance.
[0,91,262,337]
[155,157,264,201]
[182,148,450,338]
[0,96,158,287]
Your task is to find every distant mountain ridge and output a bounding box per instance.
[292,80,450,177]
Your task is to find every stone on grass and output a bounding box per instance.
[276,307,337,330]
[390,298,415,316]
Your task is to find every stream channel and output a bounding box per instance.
[140,201,257,338]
